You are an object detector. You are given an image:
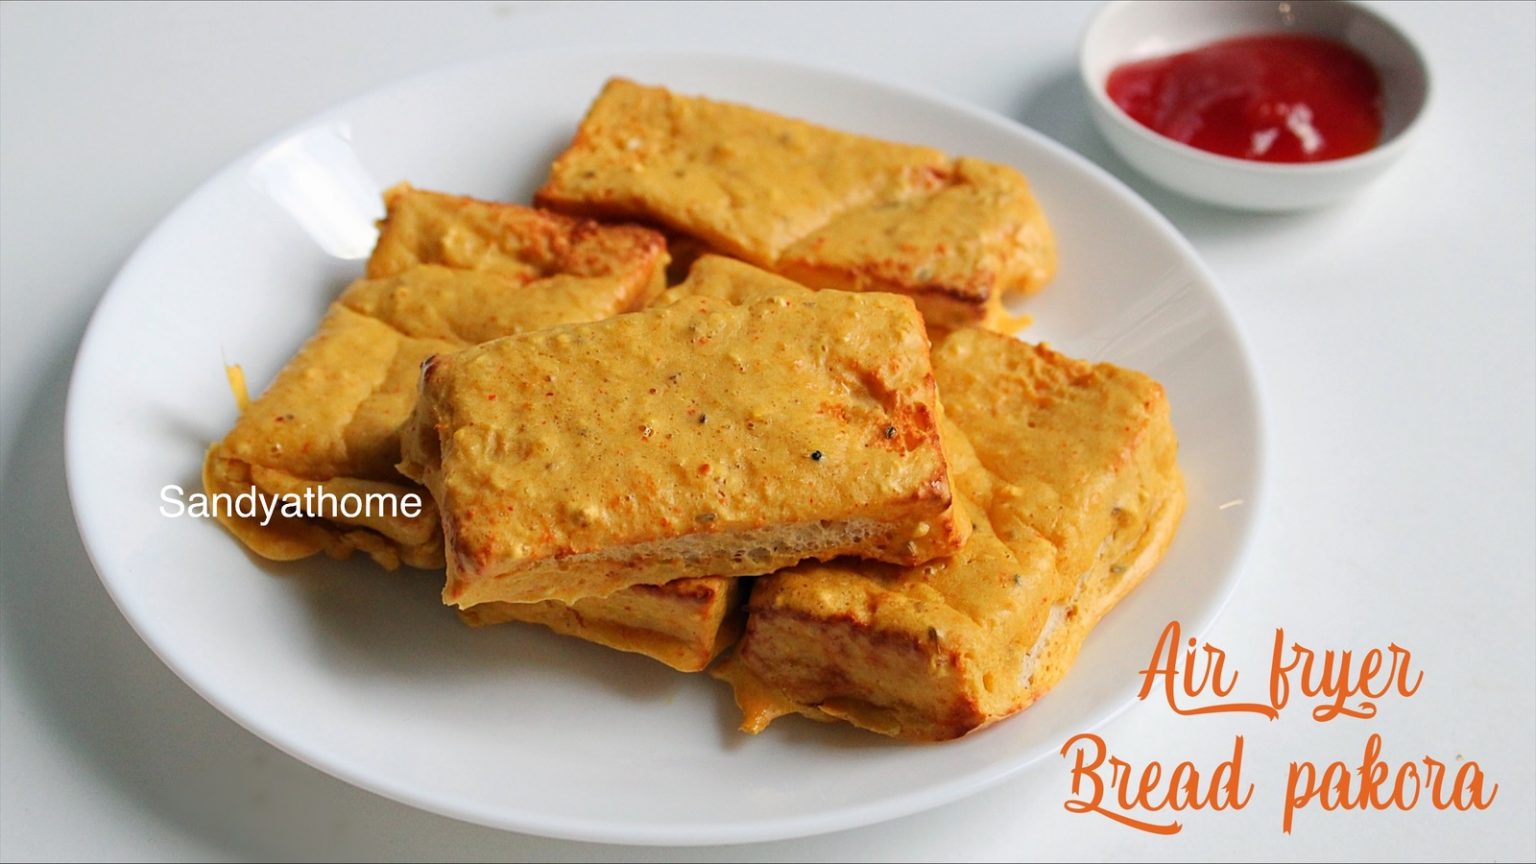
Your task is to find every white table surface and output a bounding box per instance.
[1,1,1532,860]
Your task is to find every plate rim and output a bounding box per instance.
[64,48,1269,846]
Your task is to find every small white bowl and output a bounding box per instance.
[1080,0,1431,211]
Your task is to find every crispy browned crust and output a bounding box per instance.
[369,184,669,307]
[737,598,989,740]
[461,577,746,672]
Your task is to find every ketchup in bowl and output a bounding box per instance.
[1106,34,1383,163]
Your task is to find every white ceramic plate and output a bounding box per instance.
[66,52,1264,846]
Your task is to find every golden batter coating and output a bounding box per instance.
[648,253,812,309]
[206,186,669,570]
[535,78,1056,331]
[715,330,1184,740]
[368,183,669,308]
[462,577,746,673]
[398,278,969,608]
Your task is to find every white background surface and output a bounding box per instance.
[0,1,1531,860]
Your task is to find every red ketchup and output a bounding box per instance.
[1106,34,1383,163]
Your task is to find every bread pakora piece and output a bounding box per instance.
[462,576,746,673]
[398,281,970,608]
[206,186,669,570]
[535,78,1056,332]
[367,183,668,309]
[715,330,1185,740]
[650,253,812,308]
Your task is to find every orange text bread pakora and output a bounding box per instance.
[715,330,1185,740]
[462,576,746,673]
[398,285,970,608]
[206,188,669,570]
[534,78,1056,332]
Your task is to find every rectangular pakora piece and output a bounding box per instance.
[398,279,969,608]
[462,576,746,673]
[206,186,668,569]
[714,330,1185,740]
[535,78,1057,332]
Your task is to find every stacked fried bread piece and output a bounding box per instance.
[715,329,1184,739]
[536,78,1056,332]
[397,273,968,608]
